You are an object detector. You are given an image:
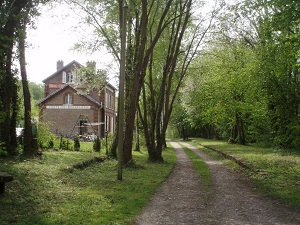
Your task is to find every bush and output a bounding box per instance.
[93,136,101,152]
[48,138,54,149]
[59,136,72,151]
[0,142,7,157]
[74,135,80,151]
[37,122,55,149]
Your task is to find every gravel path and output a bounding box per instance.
[135,141,300,225]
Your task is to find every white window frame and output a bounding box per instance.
[62,71,66,83]
[66,71,73,83]
[65,93,73,105]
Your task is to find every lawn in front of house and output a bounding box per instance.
[0,146,176,224]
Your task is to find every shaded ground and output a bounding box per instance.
[135,141,300,225]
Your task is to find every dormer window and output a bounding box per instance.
[62,71,76,84]
[64,93,73,104]
[66,72,73,83]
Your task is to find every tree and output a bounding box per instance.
[138,0,222,161]
[181,38,268,144]
[68,0,203,163]
[18,12,34,155]
[229,0,300,149]
[121,0,188,164]
[138,0,192,161]
[1,0,49,156]
[0,0,31,155]
[258,0,300,149]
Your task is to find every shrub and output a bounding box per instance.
[37,122,55,149]
[48,138,54,149]
[59,137,72,150]
[0,142,7,157]
[93,136,101,152]
[74,135,80,151]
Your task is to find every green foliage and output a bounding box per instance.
[60,136,72,151]
[77,63,108,94]
[29,82,44,101]
[29,82,44,118]
[47,138,54,149]
[257,0,300,150]
[93,135,101,152]
[177,0,300,151]
[168,97,192,139]
[73,135,80,151]
[37,122,55,149]
[181,41,269,144]
[0,146,176,224]
[0,142,7,157]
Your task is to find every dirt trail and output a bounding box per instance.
[135,141,300,225]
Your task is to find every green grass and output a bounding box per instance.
[180,144,213,203]
[190,138,300,208]
[0,147,176,225]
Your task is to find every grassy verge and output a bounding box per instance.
[180,144,213,203]
[0,147,176,224]
[190,138,300,208]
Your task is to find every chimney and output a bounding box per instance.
[57,60,64,71]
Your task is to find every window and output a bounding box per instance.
[110,95,114,109]
[66,71,73,83]
[105,92,114,109]
[62,70,76,83]
[65,93,73,104]
[105,93,108,108]
[110,116,114,132]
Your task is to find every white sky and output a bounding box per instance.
[25,0,220,86]
[26,3,118,85]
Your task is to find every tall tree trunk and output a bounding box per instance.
[236,112,246,145]
[10,79,19,155]
[0,27,17,155]
[121,0,176,165]
[19,22,34,155]
[134,110,140,152]
[122,0,148,165]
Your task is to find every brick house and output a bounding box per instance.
[38,60,116,138]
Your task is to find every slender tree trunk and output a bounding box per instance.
[237,112,246,145]
[10,80,19,155]
[134,110,140,152]
[19,22,34,155]
[122,0,148,165]
[0,33,15,155]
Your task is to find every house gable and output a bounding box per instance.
[38,85,101,107]
[43,60,83,96]
[39,60,116,137]
[43,60,82,84]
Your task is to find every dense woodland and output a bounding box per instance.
[1,0,300,162]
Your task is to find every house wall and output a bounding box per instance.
[42,108,96,136]
[40,61,116,138]
[40,87,100,137]
[44,72,64,96]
